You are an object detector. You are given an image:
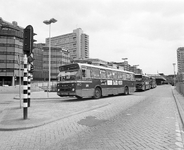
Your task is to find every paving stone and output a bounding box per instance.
[0,85,184,150]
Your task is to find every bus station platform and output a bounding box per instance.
[0,89,109,131]
[0,86,184,131]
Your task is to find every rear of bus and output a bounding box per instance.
[57,63,82,98]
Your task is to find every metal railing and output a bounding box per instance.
[31,81,57,92]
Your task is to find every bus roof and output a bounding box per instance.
[135,74,149,77]
[59,63,135,74]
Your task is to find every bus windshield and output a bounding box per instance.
[135,75,142,81]
[58,70,80,81]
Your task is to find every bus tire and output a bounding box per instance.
[142,85,145,91]
[93,87,102,99]
[76,96,83,99]
[124,87,129,95]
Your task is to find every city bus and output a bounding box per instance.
[135,74,150,91]
[57,63,136,99]
[149,77,157,89]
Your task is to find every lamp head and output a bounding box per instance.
[43,18,57,25]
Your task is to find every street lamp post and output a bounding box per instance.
[173,63,176,86]
[43,18,57,92]
[122,58,128,61]
[122,58,128,71]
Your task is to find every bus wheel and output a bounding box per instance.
[76,96,82,99]
[124,87,129,95]
[94,87,102,99]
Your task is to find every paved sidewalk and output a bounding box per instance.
[0,90,109,131]
[0,86,184,132]
[172,87,184,129]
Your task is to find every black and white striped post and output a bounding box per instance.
[23,54,28,119]
[27,64,31,107]
[23,25,36,118]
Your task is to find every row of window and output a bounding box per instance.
[43,63,68,69]
[50,37,76,45]
[0,60,17,63]
[0,51,23,56]
[81,66,134,81]
[0,68,15,72]
[43,48,63,51]
[43,55,70,59]
[0,36,22,41]
[0,43,23,49]
[43,60,69,64]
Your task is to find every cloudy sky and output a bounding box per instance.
[1,0,184,75]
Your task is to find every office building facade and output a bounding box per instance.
[42,46,70,80]
[32,43,47,81]
[45,28,89,60]
[177,47,184,82]
[0,18,24,86]
[177,47,184,73]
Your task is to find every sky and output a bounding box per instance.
[1,0,184,75]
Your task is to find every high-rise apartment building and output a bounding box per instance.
[46,28,89,60]
[81,33,89,58]
[177,47,184,73]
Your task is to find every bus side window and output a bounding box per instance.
[113,71,117,79]
[86,68,91,78]
[82,69,91,79]
[126,73,130,80]
[82,69,86,78]
[117,72,121,79]
[122,72,126,80]
[91,68,100,79]
[100,69,106,79]
[131,74,135,81]
[107,70,113,79]
[129,74,132,81]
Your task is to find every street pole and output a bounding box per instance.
[48,23,51,97]
[43,18,57,97]
[17,54,22,108]
[173,63,176,86]
[19,55,21,108]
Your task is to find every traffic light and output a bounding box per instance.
[29,63,34,74]
[28,53,34,64]
[23,25,36,56]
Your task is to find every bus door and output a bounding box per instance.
[80,67,93,97]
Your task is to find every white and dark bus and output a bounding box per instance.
[135,74,151,91]
[57,63,136,99]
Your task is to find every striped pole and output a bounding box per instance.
[23,54,28,119]
[27,64,31,107]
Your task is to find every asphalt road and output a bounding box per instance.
[0,85,184,150]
